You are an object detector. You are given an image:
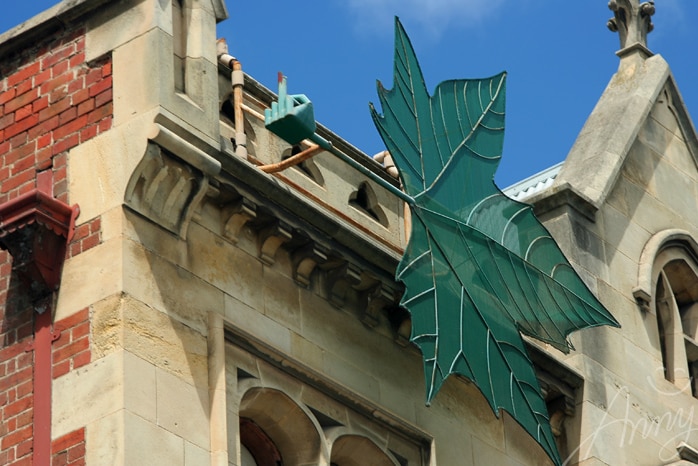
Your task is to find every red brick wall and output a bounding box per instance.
[0,321,33,466]
[52,308,91,380]
[0,24,111,466]
[51,427,85,466]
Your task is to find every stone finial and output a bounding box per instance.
[607,0,655,59]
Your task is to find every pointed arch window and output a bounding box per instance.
[635,230,698,397]
[654,254,698,395]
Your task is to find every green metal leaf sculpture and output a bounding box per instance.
[370,19,620,466]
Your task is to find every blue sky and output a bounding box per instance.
[2,1,697,188]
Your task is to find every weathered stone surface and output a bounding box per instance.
[124,410,184,466]
[124,351,157,424]
[55,238,123,321]
[68,113,153,222]
[91,293,125,360]
[53,351,124,439]
[156,368,210,450]
[122,237,221,336]
[121,293,209,387]
[85,410,124,466]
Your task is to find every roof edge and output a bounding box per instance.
[0,0,113,61]
[552,54,671,213]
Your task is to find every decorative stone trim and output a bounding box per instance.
[223,198,257,243]
[634,229,698,312]
[125,142,213,240]
[257,220,292,265]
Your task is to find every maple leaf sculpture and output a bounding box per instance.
[370,18,620,465]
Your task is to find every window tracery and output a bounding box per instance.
[654,249,698,395]
[226,334,430,466]
[636,231,698,396]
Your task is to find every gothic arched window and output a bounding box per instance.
[636,231,698,397]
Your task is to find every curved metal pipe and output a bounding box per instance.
[259,144,323,173]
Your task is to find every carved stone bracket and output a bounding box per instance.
[125,124,222,240]
[257,220,292,265]
[292,243,328,288]
[125,144,208,239]
[607,0,655,58]
[361,283,396,328]
[395,315,412,347]
[213,174,406,344]
[223,198,257,243]
[324,262,362,308]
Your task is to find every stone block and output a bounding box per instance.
[185,440,209,465]
[123,209,189,270]
[414,376,505,459]
[322,355,380,402]
[637,110,676,157]
[606,249,641,305]
[620,138,661,199]
[86,0,171,62]
[122,294,209,387]
[68,110,154,222]
[664,134,698,183]
[91,293,125,360]
[289,333,324,375]
[598,204,650,267]
[653,155,698,221]
[619,339,660,395]
[99,206,127,244]
[224,294,292,354]
[122,237,223,336]
[124,410,184,466]
[55,238,123,321]
[650,94,680,135]
[186,221,265,313]
[53,351,124,439]
[254,358,304,400]
[111,28,172,126]
[569,400,626,465]
[85,409,124,466]
[617,177,687,236]
[262,265,301,332]
[502,413,553,465]
[606,173,647,220]
[577,357,616,410]
[156,368,210,450]
[471,435,522,466]
[124,350,157,423]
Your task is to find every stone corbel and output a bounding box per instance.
[223,198,257,243]
[361,283,396,328]
[291,243,328,288]
[257,220,292,265]
[125,124,222,239]
[395,315,412,347]
[544,391,575,437]
[324,262,362,308]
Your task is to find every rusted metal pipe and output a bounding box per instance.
[33,305,54,466]
[231,60,247,160]
[217,38,247,160]
[0,170,76,466]
[259,144,323,173]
